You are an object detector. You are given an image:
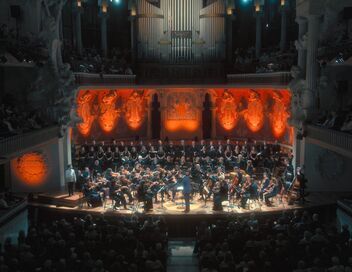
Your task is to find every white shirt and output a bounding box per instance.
[65,168,76,183]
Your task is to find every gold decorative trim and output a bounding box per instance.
[138,14,164,19]
[199,13,225,18]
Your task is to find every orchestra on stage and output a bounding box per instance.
[72,139,307,212]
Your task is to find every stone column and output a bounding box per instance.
[130,15,137,66]
[295,16,308,76]
[280,7,288,52]
[146,101,152,140]
[73,5,83,56]
[226,12,234,64]
[100,12,109,58]
[255,11,263,58]
[304,15,321,119]
[210,106,217,139]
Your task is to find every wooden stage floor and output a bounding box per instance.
[30,191,350,217]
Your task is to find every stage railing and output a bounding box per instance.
[227,71,291,86]
[74,72,136,85]
[0,126,60,158]
[306,125,352,157]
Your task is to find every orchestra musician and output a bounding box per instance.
[263,177,279,206]
[73,139,297,212]
[182,170,192,213]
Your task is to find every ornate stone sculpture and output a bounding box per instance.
[98,90,120,133]
[288,66,306,129]
[217,90,239,130]
[242,90,264,133]
[28,0,78,137]
[124,91,146,130]
[269,91,290,138]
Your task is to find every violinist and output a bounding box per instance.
[240,175,252,209]
[263,177,278,206]
[258,172,270,200]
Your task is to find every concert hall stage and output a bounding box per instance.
[29,192,346,237]
[30,191,345,216]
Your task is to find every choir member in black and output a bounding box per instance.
[92,139,99,152]
[139,145,149,166]
[87,146,96,169]
[240,144,248,159]
[157,146,166,166]
[92,160,102,178]
[225,139,232,151]
[149,146,157,164]
[78,146,87,169]
[130,146,138,166]
[164,156,174,171]
[105,147,113,169]
[224,145,233,170]
[96,146,105,168]
[113,147,120,172]
[246,160,254,176]
[121,146,130,165]
[110,139,118,151]
[190,141,198,161]
[177,140,187,160]
[216,143,223,159]
[208,142,217,161]
[179,156,188,171]
[200,145,207,165]
[118,141,125,152]
[249,146,258,167]
[166,141,176,160]
[233,144,240,158]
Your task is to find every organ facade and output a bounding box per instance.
[130,0,232,63]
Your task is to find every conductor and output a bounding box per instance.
[182,170,192,213]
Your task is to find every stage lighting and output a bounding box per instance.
[110,0,121,3]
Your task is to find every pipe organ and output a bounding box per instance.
[130,0,228,63]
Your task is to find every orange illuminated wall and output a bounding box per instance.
[12,152,48,186]
[164,91,200,133]
[76,89,147,137]
[75,88,291,142]
[214,88,291,139]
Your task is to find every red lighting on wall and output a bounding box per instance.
[269,91,291,138]
[13,153,48,186]
[217,90,239,130]
[98,90,120,133]
[124,91,146,130]
[242,90,265,133]
[76,90,96,136]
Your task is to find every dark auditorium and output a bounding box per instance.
[1,0,352,271]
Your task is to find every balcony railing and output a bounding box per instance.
[74,72,136,85]
[227,71,291,86]
[306,125,352,157]
[0,126,60,158]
